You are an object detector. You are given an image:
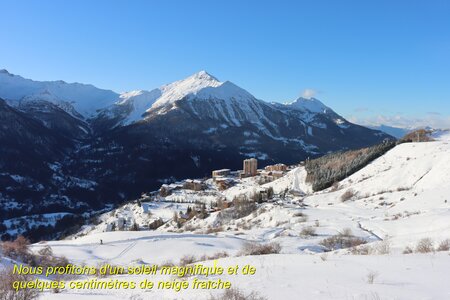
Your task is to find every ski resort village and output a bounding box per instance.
[1,130,449,300]
[78,158,290,234]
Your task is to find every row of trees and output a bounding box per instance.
[305,140,396,191]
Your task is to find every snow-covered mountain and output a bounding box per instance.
[0,69,119,117]
[95,70,278,129]
[0,69,392,139]
[0,69,393,242]
[137,71,282,136]
[152,70,224,108]
[285,96,331,113]
[367,125,449,139]
[0,69,278,128]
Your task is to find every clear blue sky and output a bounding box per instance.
[1,0,449,127]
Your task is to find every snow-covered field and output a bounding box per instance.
[39,253,450,300]
[2,138,450,299]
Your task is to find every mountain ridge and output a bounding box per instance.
[0,69,372,129]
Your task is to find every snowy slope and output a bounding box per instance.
[15,252,443,300]
[114,89,161,124]
[66,139,450,252]
[48,139,450,250]
[432,129,450,141]
[32,231,245,266]
[304,139,450,248]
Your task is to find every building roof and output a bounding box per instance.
[213,168,231,172]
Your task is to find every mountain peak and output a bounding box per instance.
[0,69,11,75]
[190,70,219,82]
[152,71,223,108]
[286,97,331,114]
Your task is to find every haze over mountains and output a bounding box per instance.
[0,69,392,238]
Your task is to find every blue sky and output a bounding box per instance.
[1,0,449,128]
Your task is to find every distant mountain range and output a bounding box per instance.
[0,69,392,234]
[367,125,411,139]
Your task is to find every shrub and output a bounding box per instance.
[199,251,229,261]
[239,242,281,256]
[209,288,267,300]
[1,235,32,263]
[52,273,64,294]
[0,266,39,300]
[330,182,340,191]
[293,212,308,223]
[293,211,306,217]
[400,129,433,143]
[129,222,139,231]
[232,197,257,219]
[216,197,257,223]
[34,246,69,270]
[300,226,316,237]
[320,231,366,251]
[396,187,410,191]
[148,218,164,230]
[319,253,328,261]
[179,254,197,266]
[403,246,413,254]
[205,226,224,234]
[37,245,53,257]
[159,260,175,268]
[366,271,379,284]
[437,239,450,251]
[250,192,263,203]
[210,251,229,260]
[415,238,434,253]
[340,228,353,237]
[376,239,391,255]
[341,189,356,202]
[183,223,200,232]
[351,239,390,255]
[350,244,371,255]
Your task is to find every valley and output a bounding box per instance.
[0,70,391,240]
[0,135,446,299]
